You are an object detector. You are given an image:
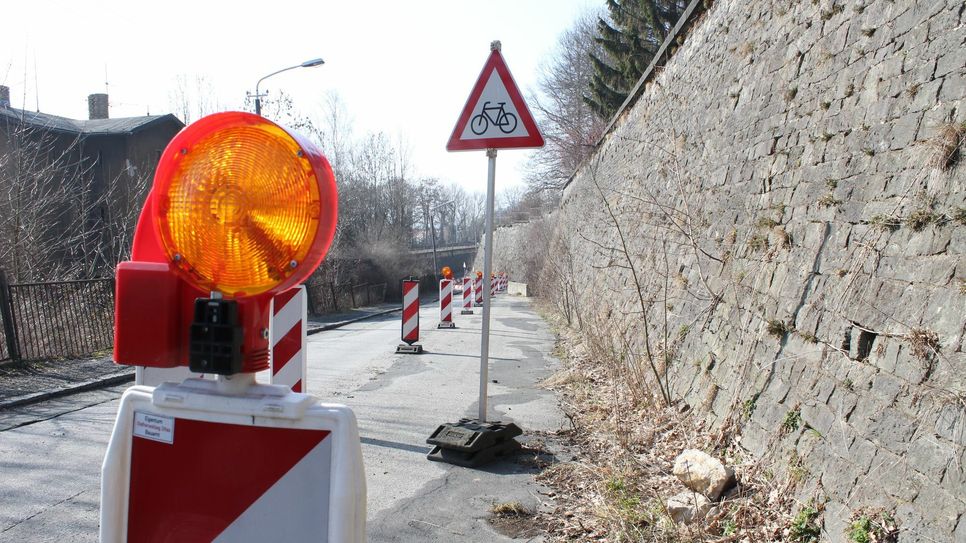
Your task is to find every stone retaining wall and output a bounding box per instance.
[488,0,965,539]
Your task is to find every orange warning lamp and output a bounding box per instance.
[114,112,337,374]
[154,112,334,296]
[476,271,483,279]
[441,266,453,280]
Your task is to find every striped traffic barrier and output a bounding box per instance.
[397,279,422,354]
[490,275,497,298]
[461,277,474,315]
[474,273,484,307]
[270,285,307,392]
[438,279,456,328]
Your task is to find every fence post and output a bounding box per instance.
[305,284,317,315]
[366,283,372,306]
[349,284,357,308]
[329,282,338,311]
[0,270,21,362]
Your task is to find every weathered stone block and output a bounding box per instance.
[872,449,921,501]
[667,491,712,524]
[906,436,953,483]
[820,452,860,500]
[802,401,838,436]
[673,449,735,500]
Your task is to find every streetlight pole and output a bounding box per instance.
[428,199,456,279]
[250,57,325,116]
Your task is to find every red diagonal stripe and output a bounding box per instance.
[403,301,419,322]
[128,418,328,542]
[272,287,301,316]
[272,321,302,373]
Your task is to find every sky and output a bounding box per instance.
[1,0,598,195]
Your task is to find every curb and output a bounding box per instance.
[307,306,402,336]
[0,306,405,410]
[0,371,134,411]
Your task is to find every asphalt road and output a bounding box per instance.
[0,296,566,542]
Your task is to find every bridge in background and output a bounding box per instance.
[408,244,478,277]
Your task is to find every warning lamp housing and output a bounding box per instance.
[441,266,453,280]
[114,112,338,374]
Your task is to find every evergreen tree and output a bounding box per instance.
[585,0,687,119]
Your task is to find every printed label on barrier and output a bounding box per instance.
[133,411,174,444]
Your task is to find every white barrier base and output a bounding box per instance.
[101,377,366,542]
[135,366,205,387]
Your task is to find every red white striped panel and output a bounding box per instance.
[462,278,472,310]
[270,286,307,393]
[474,278,483,305]
[127,416,331,541]
[439,279,453,322]
[401,280,419,344]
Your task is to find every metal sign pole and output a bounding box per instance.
[478,148,497,422]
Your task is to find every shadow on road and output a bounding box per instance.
[360,435,433,455]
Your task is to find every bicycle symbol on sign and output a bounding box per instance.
[470,101,518,135]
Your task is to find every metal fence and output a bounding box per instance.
[304,282,387,315]
[0,272,115,363]
[0,272,388,364]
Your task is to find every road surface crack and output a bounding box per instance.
[2,488,87,533]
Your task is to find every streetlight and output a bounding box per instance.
[250,57,325,116]
[428,199,456,279]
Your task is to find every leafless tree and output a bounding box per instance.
[0,117,150,281]
[168,74,224,124]
[525,10,608,193]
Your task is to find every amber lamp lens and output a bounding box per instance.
[154,113,333,297]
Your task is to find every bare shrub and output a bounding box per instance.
[927,122,964,171]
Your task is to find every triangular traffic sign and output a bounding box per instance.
[446,49,544,151]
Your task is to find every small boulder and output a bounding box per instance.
[667,491,712,524]
[672,449,734,500]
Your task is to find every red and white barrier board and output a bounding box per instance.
[438,279,455,328]
[100,378,366,542]
[401,279,419,344]
[474,277,483,307]
[461,277,474,315]
[270,286,307,393]
[490,276,497,297]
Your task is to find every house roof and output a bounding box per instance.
[0,106,183,135]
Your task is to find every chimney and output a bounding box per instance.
[88,93,109,119]
[0,86,10,108]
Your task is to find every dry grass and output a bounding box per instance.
[491,501,531,517]
[532,316,799,542]
[488,501,539,538]
[907,327,940,361]
[927,123,964,171]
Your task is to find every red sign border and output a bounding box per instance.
[446,50,545,152]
